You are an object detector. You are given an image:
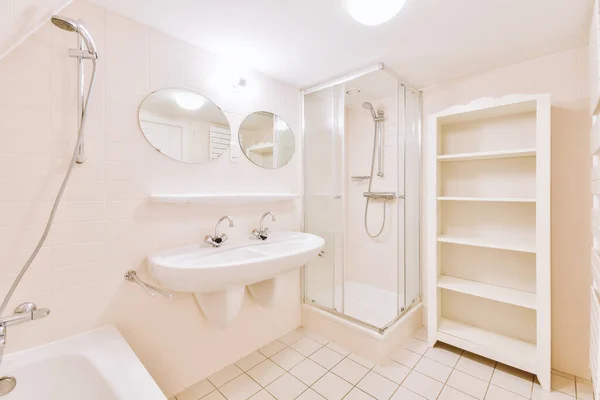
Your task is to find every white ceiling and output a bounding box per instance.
[91,0,592,88]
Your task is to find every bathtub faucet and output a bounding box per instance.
[0,302,50,363]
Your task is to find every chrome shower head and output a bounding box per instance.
[51,15,98,59]
[51,15,77,31]
[362,102,377,120]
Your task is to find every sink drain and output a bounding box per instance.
[0,376,16,396]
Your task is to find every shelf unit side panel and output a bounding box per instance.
[427,115,442,345]
[535,95,552,389]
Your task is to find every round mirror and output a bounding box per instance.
[238,112,295,169]
[138,88,231,163]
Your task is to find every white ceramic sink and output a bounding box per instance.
[148,231,324,327]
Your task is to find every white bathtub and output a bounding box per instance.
[0,326,165,399]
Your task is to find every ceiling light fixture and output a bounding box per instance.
[346,88,361,95]
[232,77,247,91]
[345,0,406,26]
[175,92,206,110]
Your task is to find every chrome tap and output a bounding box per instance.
[205,216,234,247]
[0,302,50,363]
[252,212,276,240]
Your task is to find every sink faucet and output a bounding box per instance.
[0,302,50,363]
[205,215,234,248]
[252,212,276,240]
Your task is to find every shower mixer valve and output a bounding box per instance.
[0,303,50,364]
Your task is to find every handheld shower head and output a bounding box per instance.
[51,15,98,59]
[51,15,77,31]
[362,102,377,120]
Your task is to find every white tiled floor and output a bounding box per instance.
[174,327,594,400]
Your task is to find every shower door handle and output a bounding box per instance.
[333,195,342,199]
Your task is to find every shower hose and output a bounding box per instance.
[0,59,98,316]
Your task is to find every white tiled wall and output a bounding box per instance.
[346,97,401,295]
[0,0,302,396]
[0,0,73,60]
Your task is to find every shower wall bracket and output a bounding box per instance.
[362,192,400,200]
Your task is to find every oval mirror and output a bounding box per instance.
[138,88,231,163]
[238,112,295,169]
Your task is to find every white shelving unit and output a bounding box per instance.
[426,94,551,390]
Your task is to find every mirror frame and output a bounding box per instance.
[237,110,296,169]
[137,87,232,164]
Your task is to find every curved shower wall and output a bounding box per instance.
[303,66,421,332]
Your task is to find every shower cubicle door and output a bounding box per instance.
[403,87,421,310]
[303,86,345,312]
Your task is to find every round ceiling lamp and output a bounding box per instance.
[345,0,406,26]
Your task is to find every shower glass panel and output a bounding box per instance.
[304,86,344,310]
[303,66,420,331]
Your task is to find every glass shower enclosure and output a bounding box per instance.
[303,65,421,332]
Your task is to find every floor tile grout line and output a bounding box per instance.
[480,360,497,400]
[433,348,462,400]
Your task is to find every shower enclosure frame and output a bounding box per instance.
[301,63,422,334]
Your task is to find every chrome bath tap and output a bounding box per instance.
[0,303,50,363]
[205,216,234,247]
[252,212,276,240]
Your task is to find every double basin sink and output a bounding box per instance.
[149,231,324,327]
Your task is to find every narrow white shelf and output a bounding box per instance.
[150,193,300,204]
[437,318,537,374]
[437,148,536,162]
[437,275,536,310]
[437,196,536,203]
[437,234,536,253]
[247,143,274,154]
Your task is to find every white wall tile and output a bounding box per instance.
[149,29,185,90]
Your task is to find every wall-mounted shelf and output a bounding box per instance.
[427,94,551,389]
[437,197,536,203]
[247,143,274,154]
[150,193,300,205]
[437,148,536,162]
